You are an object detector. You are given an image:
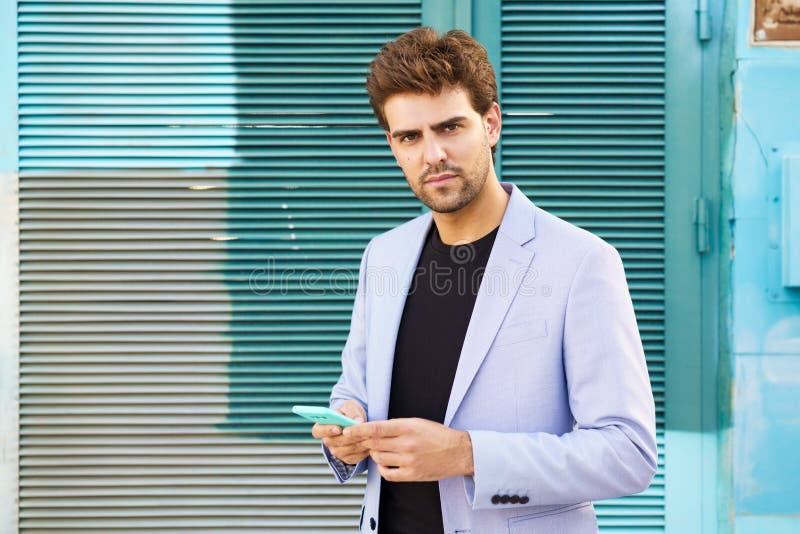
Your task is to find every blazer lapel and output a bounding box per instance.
[444,183,537,426]
[368,212,433,422]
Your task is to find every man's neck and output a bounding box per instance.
[432,176,510,245]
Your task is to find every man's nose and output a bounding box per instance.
[422,136,446,166]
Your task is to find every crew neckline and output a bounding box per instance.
[429,223,500,256]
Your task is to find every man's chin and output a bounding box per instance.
[422,196,471,214]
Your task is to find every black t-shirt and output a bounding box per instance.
[378,222,499,534]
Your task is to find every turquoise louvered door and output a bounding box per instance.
[501,0,666,531]
[17,0,421,531]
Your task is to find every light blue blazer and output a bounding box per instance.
[324,182,657,533]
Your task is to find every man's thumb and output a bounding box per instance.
[341,403,365,424]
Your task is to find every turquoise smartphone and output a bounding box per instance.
[291,405,358,427]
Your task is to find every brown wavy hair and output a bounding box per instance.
[366,27,498,148]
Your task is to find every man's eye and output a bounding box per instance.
[444,124,460,132]
[401,134,417,143]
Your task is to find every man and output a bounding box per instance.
[310,27,657,534]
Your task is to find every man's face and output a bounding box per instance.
[383,86,500,214]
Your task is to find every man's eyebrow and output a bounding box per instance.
[390,128,419,139]
[390,116,468,139]
[431,116,468,130]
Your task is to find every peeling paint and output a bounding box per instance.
[764,317,800,353]
[734,356,800,515]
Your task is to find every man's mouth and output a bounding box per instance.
[425,173,456,184]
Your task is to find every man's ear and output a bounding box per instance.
[484,102,502,148]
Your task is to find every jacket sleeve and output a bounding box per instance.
[465,242,658,509]
[321,239,373,483]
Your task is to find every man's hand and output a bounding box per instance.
[311,400,369,465]
[344,418,474,482]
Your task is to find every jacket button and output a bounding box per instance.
[370,517,376,530]
[500,495,510,504]
[510,495,520,504]
[491,494,501,505]
[520,496,530,504]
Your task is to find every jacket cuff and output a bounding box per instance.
[467,430,532,511]
[330,455,357,479]
[322,442,365,483]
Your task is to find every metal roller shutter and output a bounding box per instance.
[501,1,666,531]
[17,0,421,531]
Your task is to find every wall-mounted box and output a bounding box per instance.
[784,157,800,287]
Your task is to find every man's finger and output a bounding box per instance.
[377,463,411,482]
[369,449,404,467]
[323,435,357,450]
[338,402,366,424]
[344,420,402,440]
[326,443,366,458]
[323,436,367,452]
[324,428,372,447]
[360,435,405,453]
[311,423,342,439]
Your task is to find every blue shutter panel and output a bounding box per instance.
[501,1,666,531]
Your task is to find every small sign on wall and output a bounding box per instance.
[753,0,800,44]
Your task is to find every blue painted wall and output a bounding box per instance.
[726,1,800,533]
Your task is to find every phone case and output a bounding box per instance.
[291,405,357,427]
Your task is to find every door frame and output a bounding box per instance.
[664,0,723,532]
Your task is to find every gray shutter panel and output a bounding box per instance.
[501,1,666,531]
[18,0,421,531]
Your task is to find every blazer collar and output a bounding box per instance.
[496,181,537,246]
